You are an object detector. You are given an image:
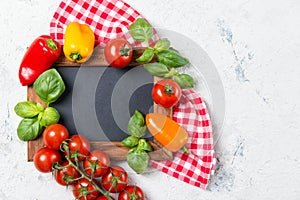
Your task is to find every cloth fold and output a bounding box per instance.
[50,0,216,189]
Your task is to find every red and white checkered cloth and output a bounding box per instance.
[50,0,216,189]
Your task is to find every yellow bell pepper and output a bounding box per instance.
[63,22,95,63]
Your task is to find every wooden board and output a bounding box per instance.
[27,47,173,161]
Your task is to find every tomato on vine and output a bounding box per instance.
[152,79,182,108]
[66,135,90,161]
[84,150,110,177]
[96,196,115,200]
[33,147,62,173]
[118,185,145,200]
[73,178,100,200]
[104,38,133,68]
[54,161,80,186]
[102,166,128,193]
[43,124,69,150]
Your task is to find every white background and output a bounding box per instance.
[1,0,300,199]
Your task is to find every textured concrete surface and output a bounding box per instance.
[1,0,300,199]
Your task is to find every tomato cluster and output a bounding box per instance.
[33,124,145,200]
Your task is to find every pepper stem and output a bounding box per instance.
[46,39,57,50]
[182,146,190,154]
[69,52,83,62]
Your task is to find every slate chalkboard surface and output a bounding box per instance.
[27,47,173,161]
[51,66,154,142]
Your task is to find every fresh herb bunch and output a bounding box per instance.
[129,18,195,89]
[14,68,65,141]
[121,110,153,174]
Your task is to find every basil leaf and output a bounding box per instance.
[127,148,150,174]
[174,74,195,89]
[121,136,139,148]
[14,101,40,118]
[129,18,153,42]
[154,38,170,53]
[137,139,153,151]
[33,69,65,104]
[136,48,154,63]
[144,62,170,77]
[128,110,146,138]
[157,49,189,67]
[17,117,42,141]
[39,107,60,127]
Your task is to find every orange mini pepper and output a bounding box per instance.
[63,22,95,63]
[146,113,189,152]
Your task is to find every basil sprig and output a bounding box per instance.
[121,110,152,174]
[129,18,195,89]
[34,68,65,104]
[14,68,65,141]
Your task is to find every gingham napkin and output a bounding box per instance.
[50,0,216,189]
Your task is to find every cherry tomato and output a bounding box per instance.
[96,196,115,200]
[54,161,80,186]
[73,178,100,200]
[33,147,62,173]
[104,38,133,68]
[67,135,90,161]
[118,185,145,200]
[84,150,110,177]
[152,79,182,108]
[102,166,128,193]
[43,124,69,150]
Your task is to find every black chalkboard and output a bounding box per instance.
[51,66,154,142]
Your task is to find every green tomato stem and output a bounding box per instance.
[62,144,112,200]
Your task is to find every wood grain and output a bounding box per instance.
[27,47,173,161]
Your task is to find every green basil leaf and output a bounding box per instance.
[144,62,170,77]
[129,18,153,42]
[14,101,40,118]
[157,49,189,67]
[128,110,146,138]
[17,117,42,141]
[36,103,45,112]
[174,74,195,89]
[136,48,154,63]
[154,38,170,53]
[33,68,66,104]
[137,139,153,151]
[127,148,150,174]
[121,136,139,148]
[39,107,60,127]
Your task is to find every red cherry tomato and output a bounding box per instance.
[96,196,115,200]
[84,150,110,177]
[152,79,182,108]
[101,166,128,193]
[73,178,100,200]
[118,185,145,200]
[67,135,91,161]
[54,161,80,186]
[43,124,69,150]
[33,147,62,173]
[104,38,133,68]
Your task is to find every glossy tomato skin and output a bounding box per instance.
[54,161,80,186]
[118,185,145,200]
[43,124,69,150]
[102,166,128,193]
[96,196,115,200]
[104,38,133,68]
[73,178,100,200]
[152,79,182,108]
[33,147,62,173]
[67,135,91,161]
[84,150,110,177]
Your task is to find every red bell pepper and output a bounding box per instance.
[19,35,61,86]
